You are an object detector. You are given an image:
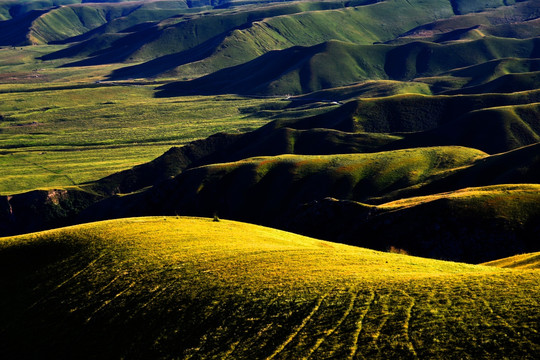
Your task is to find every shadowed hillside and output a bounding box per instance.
[158,36,540,96]
[1,0,539,264]
[1,216,539,358]
[391,103,540,153]
[272,91,540,135]
[284,185,540,263]
[65,146,540,263]
[97,147,486,217]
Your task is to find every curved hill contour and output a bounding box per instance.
[1,216,539,359]
[483,252,540,269]
[158,36,540,96]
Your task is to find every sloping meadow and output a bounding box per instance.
[1,217,539,358]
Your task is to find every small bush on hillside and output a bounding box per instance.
[388,246,409,255]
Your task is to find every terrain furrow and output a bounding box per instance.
[85,281,136,323]
[481,298,515,333]
[92,273,123,297]
[225,297,280,358]
[27,253,105,311]
[127,282,174,320]
[479,295,537,350]
[400,289,419,359]
[305,289,358,359]
[221,340,241,360]
[366,291,391,358]
[265,293,328,360]
[349,289,376,360]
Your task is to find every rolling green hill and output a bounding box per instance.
[158,36,540,96]
[272,91,540,135]
[1,0,289,46]
[0,1,81,21]
[0,1,148,45]
[398,0,540,41]
[1,216,539,358]
[375,142,540,201]
[111,0,537,80]
[1,2,539,356]
[391,102,540,153]
[63,0,464,74]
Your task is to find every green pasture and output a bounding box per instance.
[0,81,284,194]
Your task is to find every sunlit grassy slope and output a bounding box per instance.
[483,252,540,269]
[1,216,538,359]
[93,146,486,221]
[62,0,454,72]
[158,36,540,96]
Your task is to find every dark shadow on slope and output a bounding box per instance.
[0,9,49,46]
[107,32,228,80]
[444,71,540,95]
[156,44,329,97]
[282,189,540,264]
[59,23,164,66]
[39,33,125,61]
[387,104,540,154]
[281,90,540,134]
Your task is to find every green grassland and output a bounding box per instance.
[0,1,539,356]
[159,36,540,96]
[1,216,539,359]
[0,84,284,194]
[0,40,295,194]
[110,0,539,81]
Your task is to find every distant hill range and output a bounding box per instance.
[2,93,539,263]
[1,0,539,264]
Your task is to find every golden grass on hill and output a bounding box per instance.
[379,184,540,209]
[483,252,540,269]
[1,216,538,359]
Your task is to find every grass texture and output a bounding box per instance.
[0,216,538,359]
[0,82,282,194]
